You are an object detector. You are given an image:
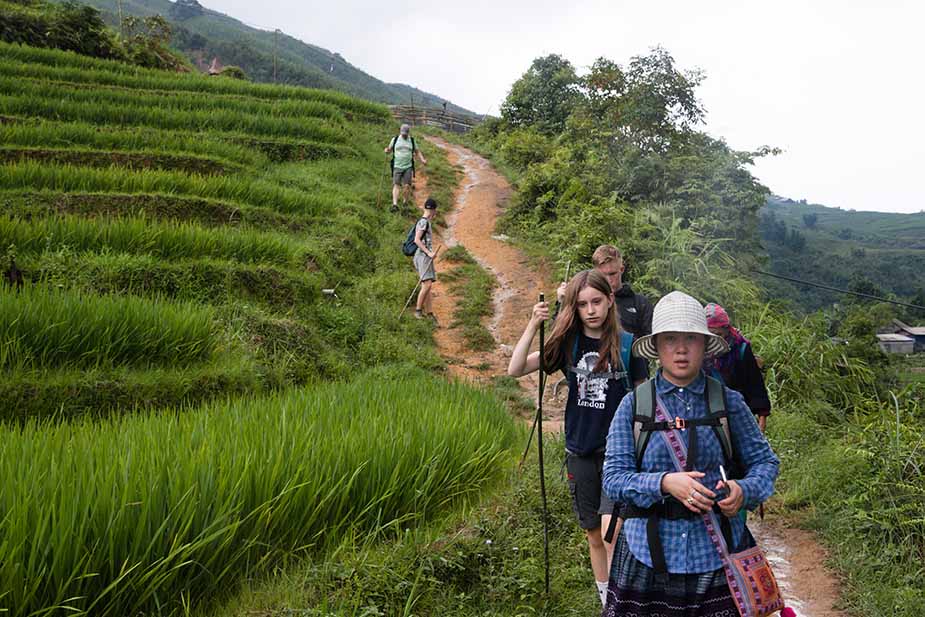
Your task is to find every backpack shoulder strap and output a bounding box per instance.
[704,376,734,466]
[410,136,416,152]
[632,379,657,469]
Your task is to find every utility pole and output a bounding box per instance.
[116,0,125,38]
[273,29,279,83]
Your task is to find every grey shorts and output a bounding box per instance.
[413,251,436,281]
[566,450,618,530]
[392,167,413,186]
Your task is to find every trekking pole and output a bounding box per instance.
[518,372,549,468]
[398,245,442,318]
[536,292,551,594]
[376,156,388,211]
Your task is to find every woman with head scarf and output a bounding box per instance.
[703,303,771,432]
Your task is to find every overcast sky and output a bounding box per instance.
[205,0,924,214]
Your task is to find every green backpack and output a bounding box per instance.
[631,375,739,474]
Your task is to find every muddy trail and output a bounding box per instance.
[416,137,845,617]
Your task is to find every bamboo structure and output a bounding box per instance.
[389,105,479,134]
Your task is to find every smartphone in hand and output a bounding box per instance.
[717,465,730,500]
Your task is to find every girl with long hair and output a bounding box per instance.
[508,269,647,607]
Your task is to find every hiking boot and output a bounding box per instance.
[427,313,439,326]
[389,203,399,213]
[414,309,423,319]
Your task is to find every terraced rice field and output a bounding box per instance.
[0,40,510,615]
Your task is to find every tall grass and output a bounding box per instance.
[0,214,303,265]
[0,44,390,119]
[0,286,216,370]
[0,92,345,142]
[0,75,347,124]
[0,189,311,231]
[0,372,517,616]
[0,161,339,214]
[0,121,268,167]
[3,359,261,423]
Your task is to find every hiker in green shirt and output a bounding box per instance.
[384,123,427,212]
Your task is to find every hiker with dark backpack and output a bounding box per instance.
[556,245,653,335]
[407,197,438,320]
[384,123,427,212]
[508,270,648,608]
[703,303,771,432]
[601,291,781,617]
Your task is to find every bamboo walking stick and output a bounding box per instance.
[537,292,550,594]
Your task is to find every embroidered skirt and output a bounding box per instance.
[603,533,739,617]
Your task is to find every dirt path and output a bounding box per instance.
[418,137,845,617]
[419,136,565,422]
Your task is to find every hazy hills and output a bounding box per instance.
[63,0,476,115]
[759,196,925,312]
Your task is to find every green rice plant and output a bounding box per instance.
[226,135,359,162]
[0,371,517,616]
[0,161,339,215]
[0,145,242,176]
[0,91,346,143]
[0,75,347,124]
[0,43,390,120]
[25,251,321,310]
[0,121,268,167]
[0,190,311,232]
[0,285,216,370]
[0,214,302,265]
[1,358,261,422]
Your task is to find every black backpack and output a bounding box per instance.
[390,135,416,173]
[402,218,427,256]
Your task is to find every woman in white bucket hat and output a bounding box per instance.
[600,291,780,616]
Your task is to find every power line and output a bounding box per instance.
[751,268,925,312]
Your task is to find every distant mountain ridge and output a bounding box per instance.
[59,0,477,116]
[758,195,925,311]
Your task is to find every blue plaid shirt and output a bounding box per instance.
[603,370,780,573]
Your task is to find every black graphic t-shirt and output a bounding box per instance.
[552,331,648,456]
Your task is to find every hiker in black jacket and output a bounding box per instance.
[557,245,654,336]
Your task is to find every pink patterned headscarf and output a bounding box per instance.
[704,303,731,329]
[703,303,749,372]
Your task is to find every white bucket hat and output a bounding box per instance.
[632,291,730,360]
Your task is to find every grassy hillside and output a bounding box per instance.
[759,196,925,311]
[0,39,448,418]
[0,38,521,617]
[55,0,478,115]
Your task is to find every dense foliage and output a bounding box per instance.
[480,48,773,277]
[0,0,187,69]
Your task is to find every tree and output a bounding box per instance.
[803,213,818,228]
[500,54,580,135]
[122,14,187,71]
[218,65,248,80]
